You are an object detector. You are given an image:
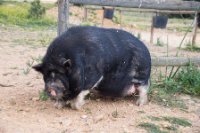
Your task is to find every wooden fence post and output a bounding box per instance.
[192,11,198,46]
[102,8,104,26]
[58,0,69,36]
[83,7,88,21]
[150,16,154,44]
[119,10,122,28]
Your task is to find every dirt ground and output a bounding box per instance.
[0,3,200,133]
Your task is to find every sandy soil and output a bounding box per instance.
[0,5,200,133]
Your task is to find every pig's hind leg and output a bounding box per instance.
[135,81,150,106]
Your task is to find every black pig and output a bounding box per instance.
[33,26,151,109]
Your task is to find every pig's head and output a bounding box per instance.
[33,57,72,100]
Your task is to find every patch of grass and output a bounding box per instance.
[146,115,191,132]
[136,24,150,31]
[113,14,120,24]
[39,90,49,101]
[176,65,200,95]
[23,58,34,75]
[23,56,43,75]
[149,81,188,109]
[167,26,193,33]
[38,34,54,47]
[163,125,177,131]
[31,55,43,63]
[0,1,56,29]
[148,116,162,121]
[137,33,141,40]
[84,107,92,114]
[12,32,55,47]
[81,21,95,26]
[137,110,145,114]
[138,122,167,133]
[150,64,200,109]
[162,116,192,127]
[14,38,36,46]
[123,12,151,23]
[155,37,165,47]
[10,66,18,69]
[167,18,193,32]
[23,67,31,75]
[184,41,200,52]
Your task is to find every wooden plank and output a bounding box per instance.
[119,10,122,28]
[150,16,154,44]
[152,57,200,66]
[192,12,198,46]
[84,7,197,15]
[58,0,69,36]
[83,8,88,21]
[84,6,197,14]
[69,0,200,11]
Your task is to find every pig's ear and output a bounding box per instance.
[32,63,43,73]
[60,58,72,68]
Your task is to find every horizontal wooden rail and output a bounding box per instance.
[69,0,200,11]
[84,6,197,14]
[151,57,200,66]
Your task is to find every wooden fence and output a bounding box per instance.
[57,0,200,67]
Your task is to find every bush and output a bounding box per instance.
[28,0,45,19]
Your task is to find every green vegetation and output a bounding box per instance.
[167,18,193,32]
[28,0,45,19]
[138,123,166,133]
[175,64,200,95]
[137,33,141,40]
[184,41,200,52]
[12,31,55,48]
[23,56,43,75]
[111,9,194,32]
[23,58,34,75]
[139,116,191,132]
[150,64,200,109]
[185,45,200,52]
[39,90,49,101]
[148,116,192,127]
[113,14,121,24]
[155,37,165,47]
[81,21,95,26]
[149,84,188,109]
[159,64,200,96]
[162,116,192,127]
[148,116,162,121]
[112,11,152,30]
[0,1,56,29]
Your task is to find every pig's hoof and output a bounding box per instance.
[136,96,148,106]
[70,99,85,110]
[70,101,82,110]
[54,101,65,109]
